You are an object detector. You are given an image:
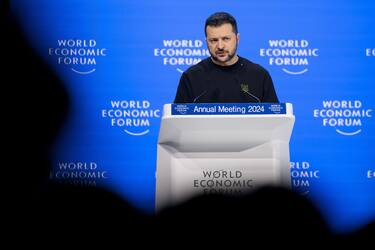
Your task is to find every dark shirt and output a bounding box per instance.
[174,56,279,103]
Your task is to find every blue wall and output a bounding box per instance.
[11,0,375,233]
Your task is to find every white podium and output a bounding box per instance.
[155,103,295,211]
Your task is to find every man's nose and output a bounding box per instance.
[217,40,224,49]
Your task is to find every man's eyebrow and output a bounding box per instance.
[208,35,232,39]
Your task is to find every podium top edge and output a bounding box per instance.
[162,103,294,117]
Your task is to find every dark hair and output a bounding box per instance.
[205,12,238,36]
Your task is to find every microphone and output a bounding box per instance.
[240,84,260,103]
[193,90,208,103]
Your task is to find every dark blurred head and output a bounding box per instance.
[2,2,69,197]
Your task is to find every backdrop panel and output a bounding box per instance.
[11,0,375,233]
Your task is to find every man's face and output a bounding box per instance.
[206,23,239,66]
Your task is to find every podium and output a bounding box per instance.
[155,103,295,211]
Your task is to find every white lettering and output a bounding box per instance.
[268,40,309,48]
[367,170,375,178]
[162,40,203,48]
[366,48,375,56]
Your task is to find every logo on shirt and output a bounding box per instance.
[48,39,107,75]
[240,83,249,93]
[101,100,161,136]
[154,39,210,73]
[260,39,318,75]
[313,100,372,136]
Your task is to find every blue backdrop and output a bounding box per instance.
[11,0,375,233]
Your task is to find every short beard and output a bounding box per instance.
[209,42,238,65]
[211,51,236,64]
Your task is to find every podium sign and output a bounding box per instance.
[155,103,295,211]
[172,103,287,115]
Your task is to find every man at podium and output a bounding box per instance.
[174,12,279,104]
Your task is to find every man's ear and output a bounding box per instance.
[237,33,240,43]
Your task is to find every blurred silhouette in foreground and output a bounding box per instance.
[3,1,373,245]
[157,186,333,245]
[2,1,151,241]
